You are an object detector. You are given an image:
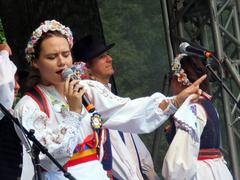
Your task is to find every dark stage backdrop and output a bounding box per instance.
[0,0,104,70]
[0,1,108,176]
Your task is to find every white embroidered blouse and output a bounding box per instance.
[14,79,173,175]
[14,85,93,171]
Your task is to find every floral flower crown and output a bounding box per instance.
[171,53,191,86]
[25,20,73,63]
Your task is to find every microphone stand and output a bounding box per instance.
[206,55,240,109]
[32,144,42,180]
[0,103,77,180]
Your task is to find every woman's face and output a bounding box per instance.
[32,36,72,86]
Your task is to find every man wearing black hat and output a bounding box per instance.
[72,35,159,180]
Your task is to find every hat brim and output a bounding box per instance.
[83,43,115,62]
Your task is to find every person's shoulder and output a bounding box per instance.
[81,79,109,90]
[82,79,104,86]
[0,49,9,56]
[0,50,10,63]
[0,43,12,56]
[14,94,39,112]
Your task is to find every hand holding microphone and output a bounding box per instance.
[62,68,95,113]
[63,70,86,114]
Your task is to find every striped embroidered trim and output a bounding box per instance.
[64,148,98,168]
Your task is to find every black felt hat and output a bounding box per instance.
[72,35,115,62]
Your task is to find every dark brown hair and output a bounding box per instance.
[180,55,209,92]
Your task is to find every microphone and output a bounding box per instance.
[62,68,95,113]
[179,42,213,58]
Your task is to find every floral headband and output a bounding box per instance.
[25,20,73,63]
[171,53,191,86]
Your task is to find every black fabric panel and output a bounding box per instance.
[0,0,104,71]
[0,116,22,180]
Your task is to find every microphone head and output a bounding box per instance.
[179,42,190,53]
[62,68,74,80]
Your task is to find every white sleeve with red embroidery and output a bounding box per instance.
[13,95,91,171]
[80,80,173,133]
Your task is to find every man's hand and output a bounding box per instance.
[175,74,207,106]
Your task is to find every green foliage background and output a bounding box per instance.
[99,0,169,98]
[0,18,7,43]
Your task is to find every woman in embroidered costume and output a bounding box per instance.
[14,20,206,180]
[162,54,233,180]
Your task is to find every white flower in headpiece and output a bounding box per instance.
[33,28,42,38]
[25,20,73,63]
[171,53,191,86]
[41,25,48,33]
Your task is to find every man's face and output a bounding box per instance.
[87,52,114,81]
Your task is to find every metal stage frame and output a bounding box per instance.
[154,0,240,179]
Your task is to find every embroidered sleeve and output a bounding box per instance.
[14,95,88,171]
[80,80,170,133]
[162,103,207,180]
[174,95,207,142]
[162,97,178,116]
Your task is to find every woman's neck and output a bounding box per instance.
[53,83,65,100]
